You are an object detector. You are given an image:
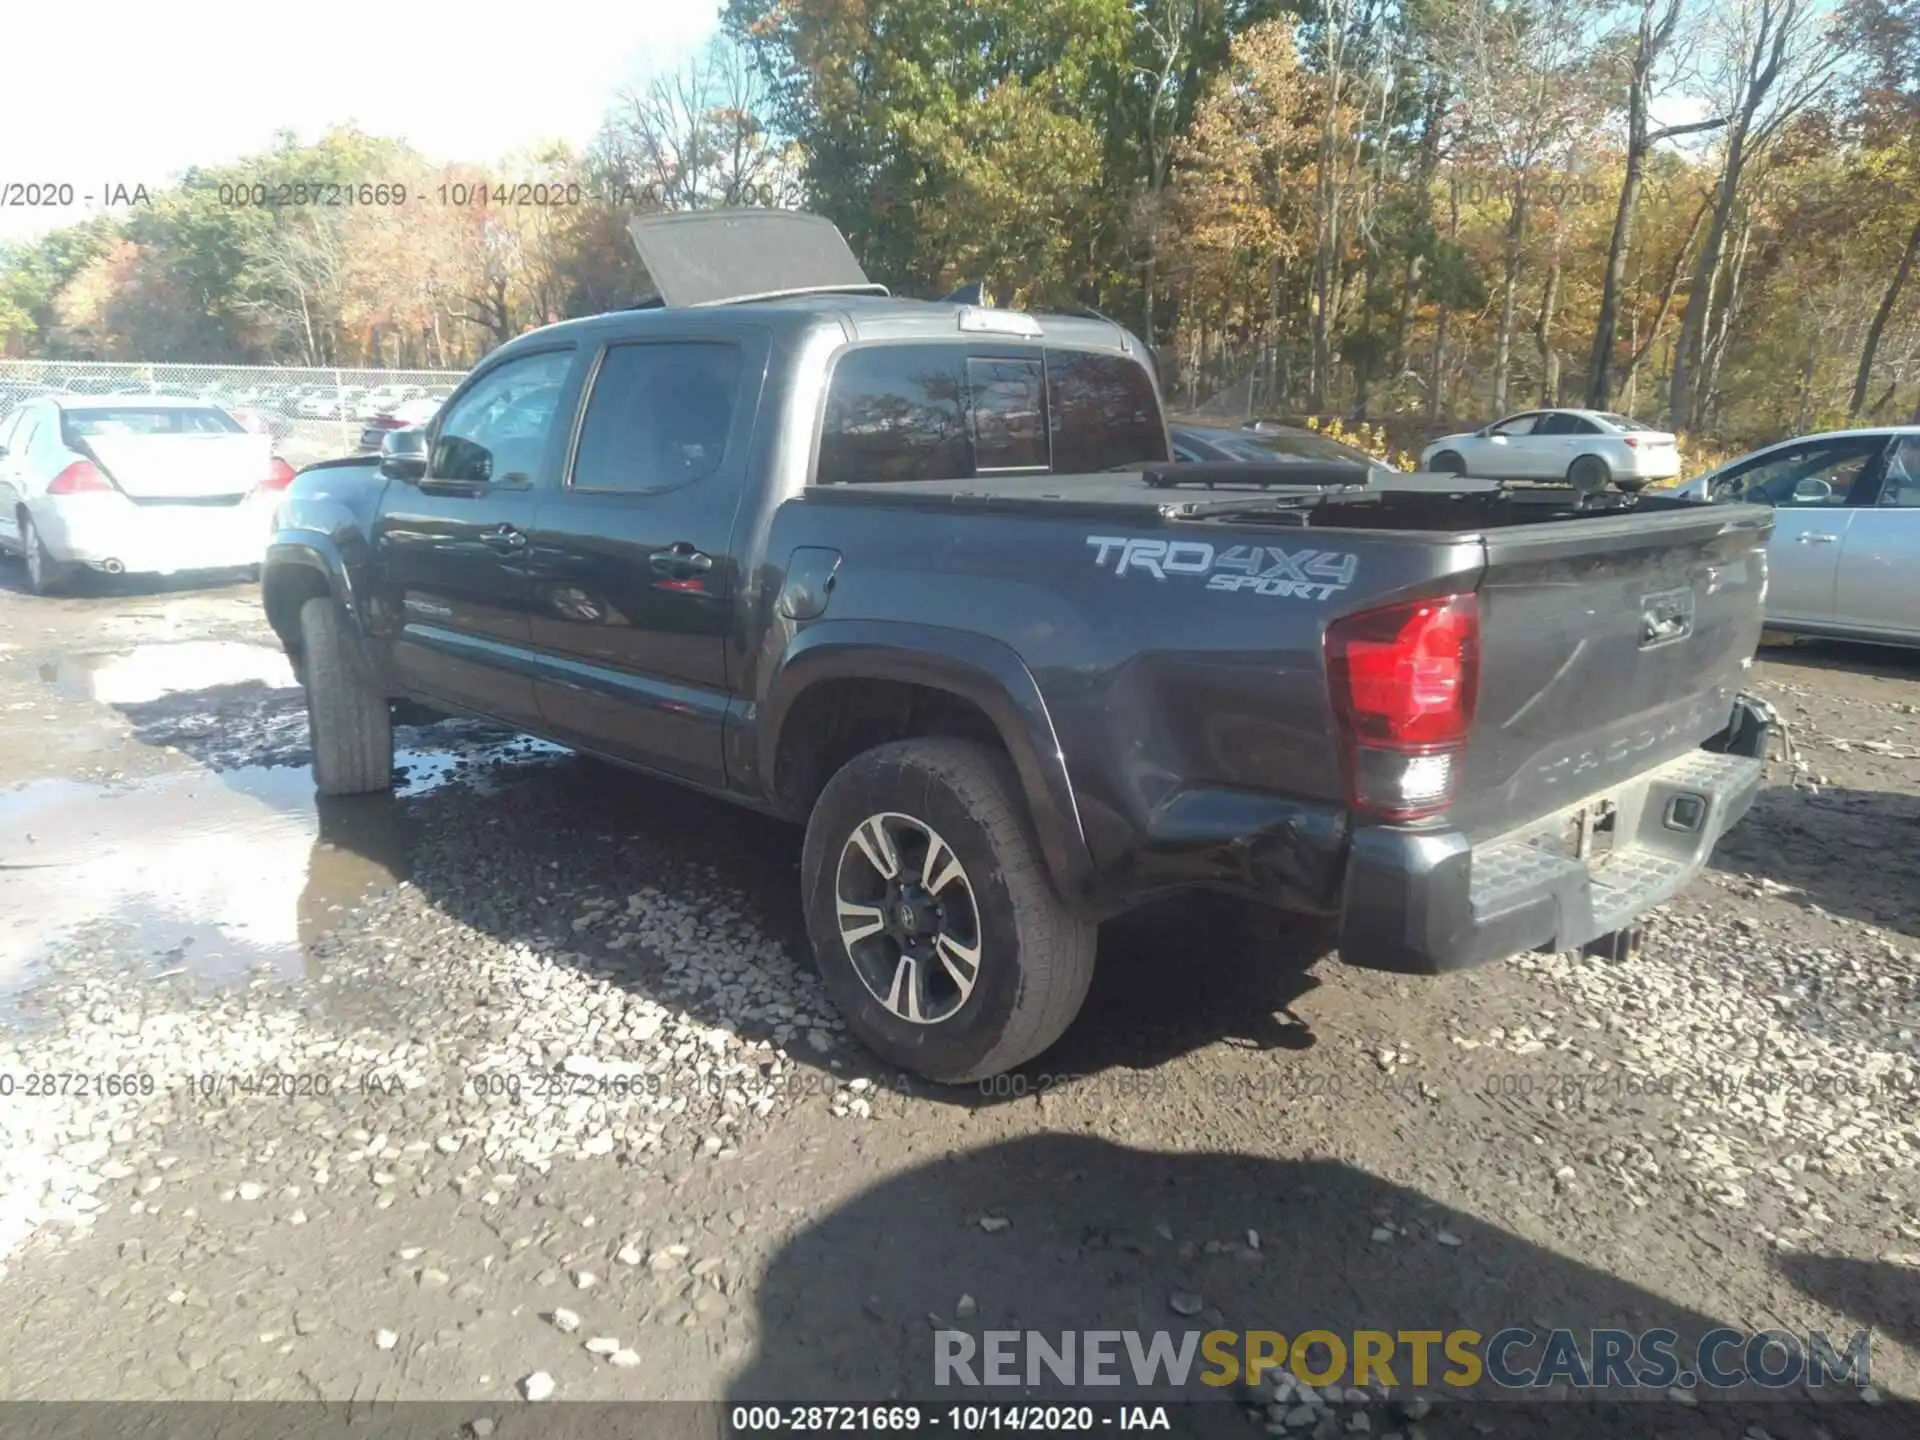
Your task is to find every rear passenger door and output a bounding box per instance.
[524,328,767,788]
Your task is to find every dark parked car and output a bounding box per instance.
[263,211,1777,1083]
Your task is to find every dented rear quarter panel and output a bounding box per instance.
[756,490,1492,909]
[756,481,1770,912]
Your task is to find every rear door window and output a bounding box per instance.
[570,341,743,493]
[816,345,971,484]
[817,342,1168,483]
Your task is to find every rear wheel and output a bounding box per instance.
[298,595,393,796]
[20,514,73,596]
[1429,450,1466,476]
[801,737,1097,1084]
[1569,454,1611,494]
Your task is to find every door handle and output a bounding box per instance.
[481,524,528,553]
[1796,533,1839,544]
[650,544,714,575]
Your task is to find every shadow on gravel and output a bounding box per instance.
[376,753,1336,1102]
[723,1133,1903,1436]
[1777,1252,1920,1354]
[1758,636,1920,682]
[1712,785,1920,937]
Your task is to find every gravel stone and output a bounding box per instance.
[521,1372,555,1401]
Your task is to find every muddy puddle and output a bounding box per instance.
[0,733,569,1000]
[37,640,297,705]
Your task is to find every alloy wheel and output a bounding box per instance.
[833,811,983,1025]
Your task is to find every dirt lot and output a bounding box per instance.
[0,561,1915,1436]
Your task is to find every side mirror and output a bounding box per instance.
[1791,477,1833,503]
[380,453,427,481]
[0,444,9,459]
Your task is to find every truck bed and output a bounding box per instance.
[805,467,1758,540]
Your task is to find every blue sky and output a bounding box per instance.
[0,0,722,242]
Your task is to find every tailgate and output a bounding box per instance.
[84,433,271,500]
[1450,502,1770,836]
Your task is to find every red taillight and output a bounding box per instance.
[255,457,297,493]
[1326,593,1480,820]
[372,415,404,430]
[47,460,112,495]
[1622,436,1639,449]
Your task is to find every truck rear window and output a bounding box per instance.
[815,342,1166,484]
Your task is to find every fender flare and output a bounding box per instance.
[758,621,1096,901]
[264,530,362,639]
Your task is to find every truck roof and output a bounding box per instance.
[492,291,1138,361]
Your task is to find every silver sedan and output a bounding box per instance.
[1672,427,1920,645]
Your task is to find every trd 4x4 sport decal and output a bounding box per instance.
[1085,535,1359,600]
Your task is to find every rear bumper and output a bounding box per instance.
[1336,716,1766,975]
[1620,449,1681,480]
[33,495,273,576]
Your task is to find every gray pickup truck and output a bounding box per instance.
[262,210,1777,1083]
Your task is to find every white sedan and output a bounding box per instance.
[0,395,293,594]
[1419,408,1681,490]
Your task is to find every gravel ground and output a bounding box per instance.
[0,564,1915,1436]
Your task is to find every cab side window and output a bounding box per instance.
[1710,441,1880,507]
[432,350,575,485]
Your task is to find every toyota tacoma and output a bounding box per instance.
[262,210,1778,1082]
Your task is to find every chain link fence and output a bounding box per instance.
[0,361,468,468]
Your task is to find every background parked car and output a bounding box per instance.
[1171,419,1398,479]
[1420,408,1680,491]
[356,396,441,453]
[0,395,294,594]
[1670,426,1920,646]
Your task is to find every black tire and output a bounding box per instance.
[801,737,1097,1084]
[298,595,393,796]
[20,514,73,596]
[1569,454,1611,494]
[1430,450,1466,476]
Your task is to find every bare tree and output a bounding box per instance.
[240,211,352,365]
[1668,0,1839,429]
[1585,0,1727,407]
[596,36,801,215]
[1448,0,1601,415]
[1852,215,1920,415]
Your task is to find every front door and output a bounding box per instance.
[1479,412,1543,478]
[370,346,580,724]
[1833,436,1920,640]
[1705,437,1887,627]
[524,330,766,789]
